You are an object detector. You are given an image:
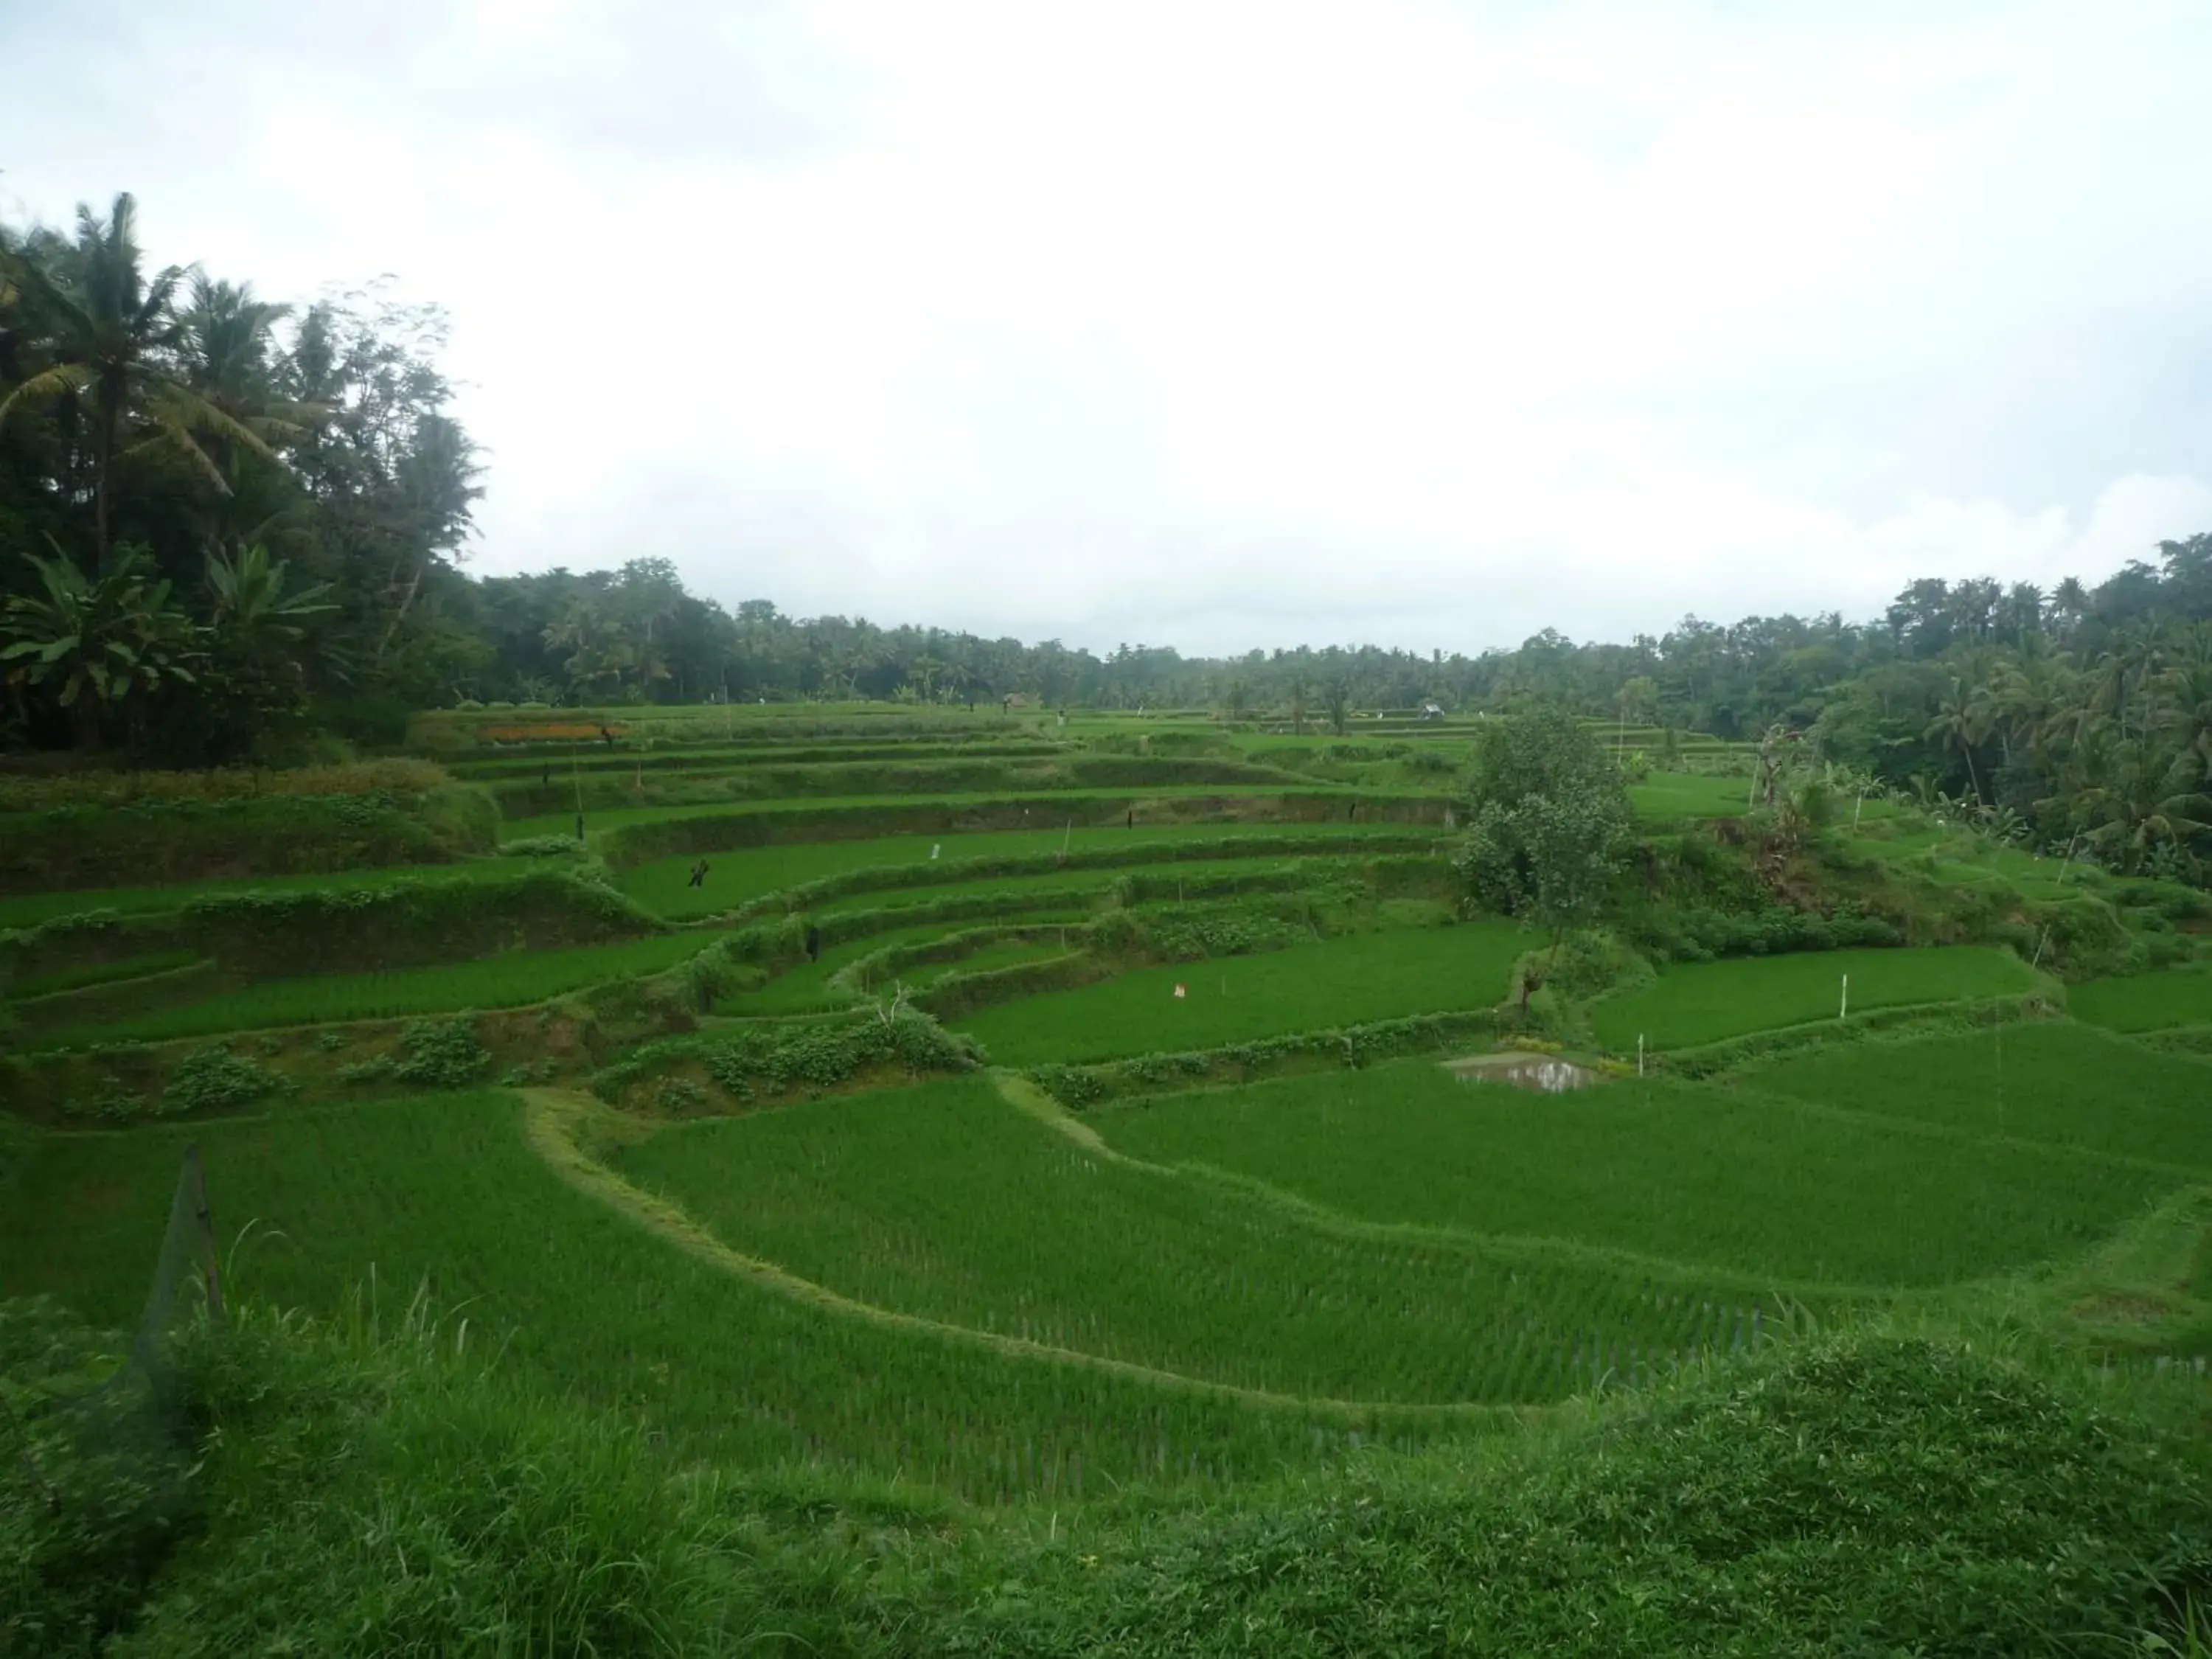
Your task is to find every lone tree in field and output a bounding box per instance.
[1452,706,1632,1005]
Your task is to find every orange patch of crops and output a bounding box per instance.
[483,723,629,742]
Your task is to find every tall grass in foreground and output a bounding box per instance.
[13,1294,2208,1657]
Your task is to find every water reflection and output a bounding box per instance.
[1441,1052,1600,1093]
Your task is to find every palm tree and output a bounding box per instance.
[1924,677,1986,802]
[175,275,313,484]
[2050,577,2090,640]
[2155,622,2212,785]
[2056,723,2212,876]
[0,194,278,561]
[0,542,200,748]
[908,653,946,702]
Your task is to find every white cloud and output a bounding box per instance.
[4,0,2211,655]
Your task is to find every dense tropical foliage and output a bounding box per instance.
[10,192,2212,875]
[0,192,480,759]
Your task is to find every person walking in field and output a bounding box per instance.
[686,858,710,888]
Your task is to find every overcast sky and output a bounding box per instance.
[6,1,2211,656]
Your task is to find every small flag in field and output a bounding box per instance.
[1173,984,1187,999]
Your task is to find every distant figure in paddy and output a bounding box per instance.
[686,859,710,888]
[599,725,616,748]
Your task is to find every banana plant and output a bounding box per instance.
[0,541,201,749]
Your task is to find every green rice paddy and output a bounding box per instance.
[1592,945,2041,1051]
[618,1077,1810,1402]
[1096,1059,2176,1286]
[2069,967,2212,1033]
[957,922,1528,1065]
[0,1092,1406,1497]
[29,932,724,1048]
[718,916,1088,1015]
[616,821,1422,918]
[1743,1023,2212,1168]
[0,855,563,931]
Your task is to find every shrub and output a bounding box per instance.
[498,835,586,858]
[0,1300,196,1655]
[161,1046,289,1115]
[389,1018,491,1088]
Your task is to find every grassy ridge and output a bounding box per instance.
[618,1077,1826,1403]
[958,922,1528,1065]
[1096,1060,2177,1285]
[1592,945,2041,1051]
[28,933,724,1048]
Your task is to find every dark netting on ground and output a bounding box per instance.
[3,1145,224,1649]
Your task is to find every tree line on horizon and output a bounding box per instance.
[6,192,2211,874]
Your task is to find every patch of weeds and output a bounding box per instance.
[498,1058,559,1087]
[162,1046,291,1115]
[59,1077,160,1124]
[654,1077,712,1113]
[389,1017,492,1088]
[313,1030,348,1053]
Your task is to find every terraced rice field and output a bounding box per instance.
[502,784,1413,843]
[618,1077,1811,1403]
[0,855,569,931]
[957,921,1529,1065]
[2069,967,2212,1034]
[1742,1023,2212,1168]
[719,916,1088,1014]
[616,821,1425,919]
[3,1091,1421,1497]
[11,700,2208,1524]
[1590,945,2041,1052]
[27,932,725,1048]
[1095,1059,2175,1286]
